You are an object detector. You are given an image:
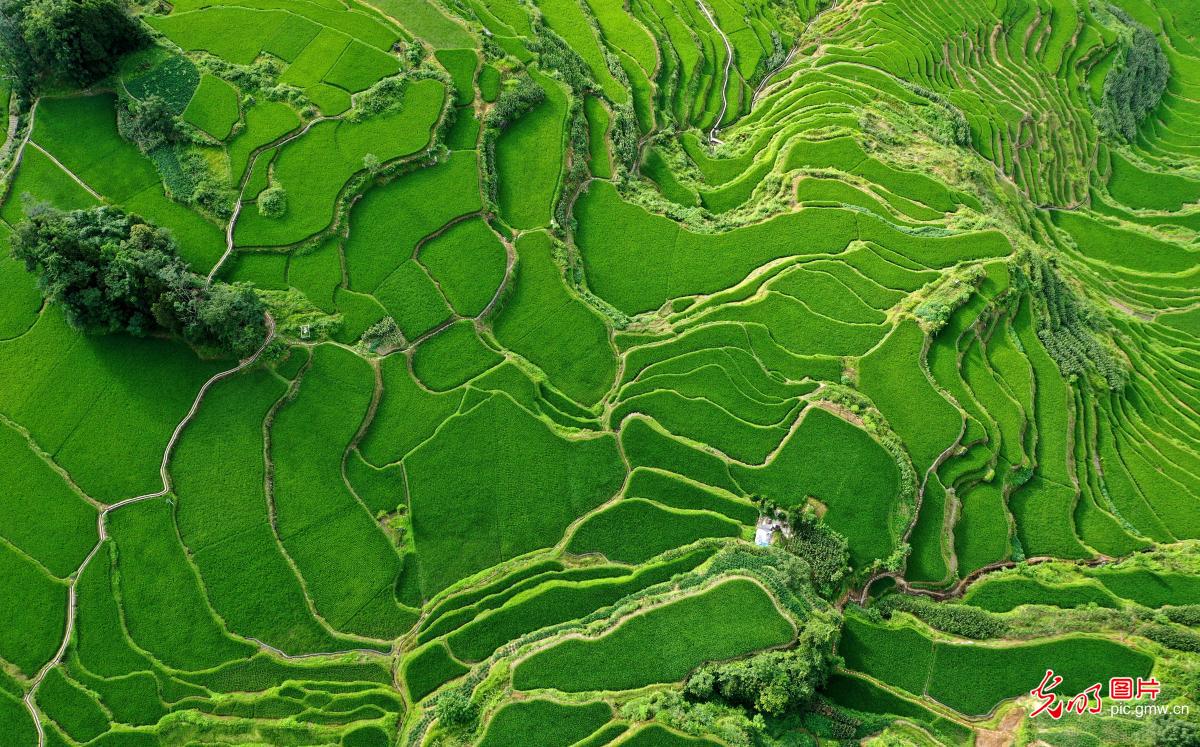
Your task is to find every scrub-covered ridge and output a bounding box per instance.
[0,0,1197,744]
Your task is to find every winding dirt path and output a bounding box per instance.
[21,314,276,747]
[696,0,734,143]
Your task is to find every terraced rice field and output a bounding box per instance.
[0,0,1197,744]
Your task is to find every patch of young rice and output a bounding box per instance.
[372,259,453,339]
[0,308,222,502]
[0,422,98,578]
[953,482,1010,576]
[479,65,501,102]
[360,354,464,465]
[412,319,503,391]
[567,498,739,564]
[418,216,506,317]
[859,321,960,473]
[343,150,481,292]
[36,669,109,743]
[512,578,794,692]
[422,565,630,643]
[403,642,468,701]
[1052,211,1196,275]
[962,575,1120,612]
[618,724,721,745]
[927,636,1153,716]
[371,0,476,48]
[235,78,445,247]
[626,468,758,525]
[333,287,389,344]
[324,41,400,92]
[228,100,301,183]
[1108,152,1200,212]
[1087,569,1200,607]
[575,182,859,314]
[435,49,478,105]
[733,407,901,567]
[496,75,566,230]
[448,549,712,662]
[405,393,623,595]
[494,232,616,405]
[73,546,156,677]
[611,387,794,465]
[261,12,321,61]
[0,541,66,676]
[478,699,611,746]
[173,369,359,654]
[0,229,41,339]
[183,75,241,140]
[271,345,412,637]
[287,237,342,312]
[0,147,98,226]
[620,415,739,494]
[584,97,612,178]
[839,614,934,696]
[305,82,353,116]
[0,690,36,745]
[147,7,286,64]
[108,499,254,670]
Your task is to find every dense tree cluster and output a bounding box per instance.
[483,73,545,130]
[684,617,840,716]
[1012,250,1128,390]
[117,94,179,153]
[1097,11,1169,141]
[433,687,476,727]
[0,0,146,96]
[779,505,850,599]
[874,594,1009,639]
[12,205,266,358]
[257,186,287,218]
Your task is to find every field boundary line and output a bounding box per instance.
[21,314,276,747]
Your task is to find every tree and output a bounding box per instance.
[684,617,840,716]
[434,688,475,727]
[12,204,266,358]
[257,186,287,218]
[0,0,146,96]
[118,94,178,153]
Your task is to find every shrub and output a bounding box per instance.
[258,186,287,218]
[875,595,1009,639]
[1138,623,1200,654]
[1164,605,1200,627]
[350,75,406,122]
[118,94,178,153]
[484,74,545,130]
[11,205,266,358]
[434,687,475,726]
[1149,718,1200,747]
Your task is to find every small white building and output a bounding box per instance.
[755,516,780,546]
